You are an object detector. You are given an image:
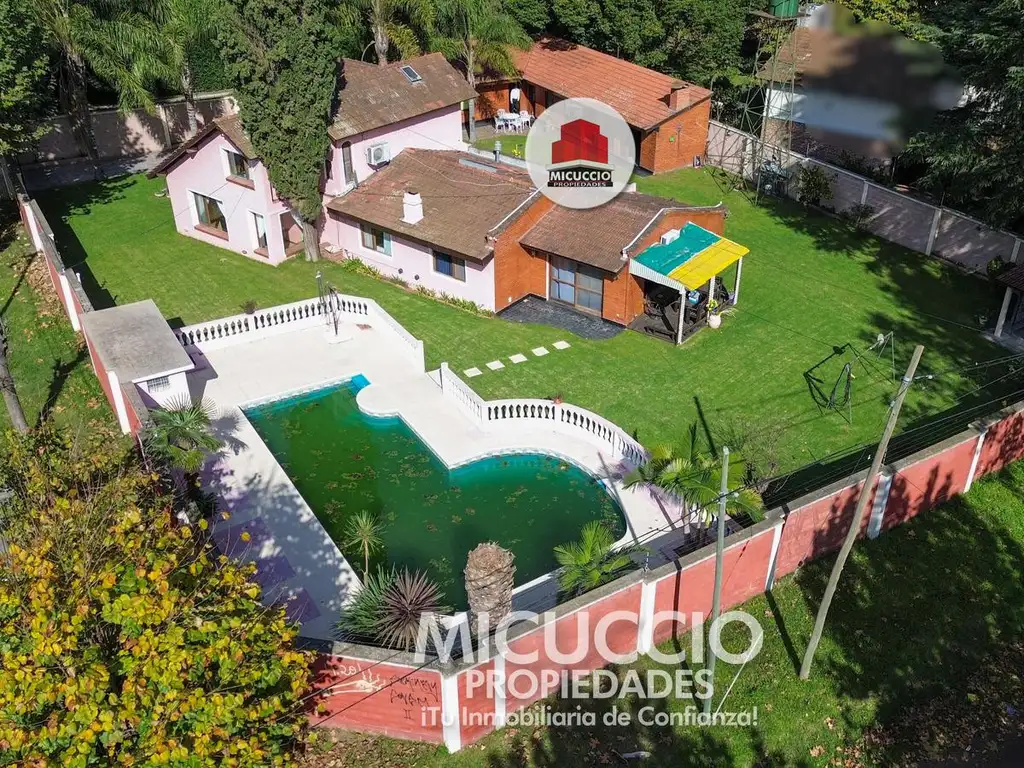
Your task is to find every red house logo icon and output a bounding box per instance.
[547,119,614,188]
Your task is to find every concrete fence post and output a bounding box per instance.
[965,425,989,493]
[867,470,894,539]
[58,274,81,331]
[108,371,131,434]
[764,519,784,591]
[636,577,658,655]
[925,207,942,256]
[1012,239,1022,264]
[860,179,869,206]
[440,668,461,753]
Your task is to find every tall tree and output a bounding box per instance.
[159,0,219,137]
[31,0,169,162]
[0,427,312,764]
[358,0,433,64]
[219,0,340,261]
[0,0,50,156]
[433,0,530,140]
[907,0,1024,229]
[506,0,549,33]
[0,319,29,433]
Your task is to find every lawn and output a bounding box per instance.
[0,210,116,435]
[36,170,1016,483]
[307,459,1024,766]
[472,134,527,159]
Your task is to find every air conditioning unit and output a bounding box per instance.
[660,229,681,246]
[366,143,390,166]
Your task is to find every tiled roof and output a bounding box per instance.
[150,114,255,176]
[507,37,711,131]
[325,150,537,261]
[758,26,952,104]
[329,54,478,141]
[998,265,1024,293]
[520,192,679,273]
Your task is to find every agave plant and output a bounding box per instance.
[335,566,395,641]
[377,568,444,651]
[625,425,763,526]
[343,510,386,576]
[147,396,222,488]
[553,521,639,597]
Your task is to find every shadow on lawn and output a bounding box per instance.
[35,176,136,311]
[482,687,810,768]
[791,461,1024,756]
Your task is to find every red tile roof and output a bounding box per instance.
[508,37,711,131]
[149,115,254,176]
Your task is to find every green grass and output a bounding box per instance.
[310,460,1024,766]
[0,212,116,435]
[36,170,1012,480]
[473,134,527,159]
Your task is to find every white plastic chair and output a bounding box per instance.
[519,110,533,129]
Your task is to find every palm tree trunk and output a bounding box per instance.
[363,541,369,576]
[0,337,29,433]
[373,22,389,65]
[65,52,99,164]
[182,60,199,138]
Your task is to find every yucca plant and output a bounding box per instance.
[335,565,395,642]
[146,396,222,491]
[554,521,639,598]
[344,510,386,576]
[377,568,444,651]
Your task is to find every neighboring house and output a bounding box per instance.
[323,148,734,326]
[475,37,712,174]
[150,54,475,265]
[758,10,960,169]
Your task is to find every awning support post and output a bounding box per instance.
[676,289,685,345]
[733,257,743,305]
[995,286,1013,338]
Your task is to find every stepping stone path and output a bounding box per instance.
[553,340,571,350]
[532,346,549,357]
[458,341,572,379]
[464,367,483,378]
[509,353,527,364]
[486,360,505,370]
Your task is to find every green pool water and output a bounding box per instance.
[244,377,626,609]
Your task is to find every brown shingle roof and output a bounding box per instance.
[329,54,478,141]
[506,37,711,131]
[998,266,1024,293]
[150,114,255,176]
[520,193,692,273]
[325,150,537,261]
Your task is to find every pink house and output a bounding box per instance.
[150,53,476,266]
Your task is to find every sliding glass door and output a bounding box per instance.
[549,256,603,314]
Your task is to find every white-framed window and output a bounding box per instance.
[192,191,227,233]
[433,250,466,282]
[251,212,268,251]
[360,224,391,256]
[147,375,170,393]
[224,149,250,180]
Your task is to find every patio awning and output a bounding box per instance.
[631,222,749,291]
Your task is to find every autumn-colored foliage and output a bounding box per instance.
[0,428,312,766]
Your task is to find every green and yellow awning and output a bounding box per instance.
[630,222,749,291]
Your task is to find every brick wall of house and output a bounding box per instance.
[493,196,555,311]
[475,83,534,121]
[639,99,712,174]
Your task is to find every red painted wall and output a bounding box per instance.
[977,410,1024,476]
[458,658,496,743]
[311,654,444,743]
[884,438,975,531]
[83,331,119,426]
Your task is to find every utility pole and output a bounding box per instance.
[704,446,730,715]
[800,345,924,680]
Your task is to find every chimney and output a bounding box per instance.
[668,80,688,111]
[402,190,423,224]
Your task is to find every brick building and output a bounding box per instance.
[476,37,712,175]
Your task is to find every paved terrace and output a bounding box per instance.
[188,305,689,642]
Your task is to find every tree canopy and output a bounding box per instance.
[0,428,311,766]
[0,0,50,155]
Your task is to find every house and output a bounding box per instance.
[323,148,746,339]
[150,53,476,265]
[758,7,960,169]
[474,37,712,174]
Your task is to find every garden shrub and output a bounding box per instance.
[797,164,837,207]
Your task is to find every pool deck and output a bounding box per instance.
[193,321,688,642]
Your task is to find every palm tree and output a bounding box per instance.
[343,509,385,576]
[33,0,170,162]
[147,395,221,490]
[158,0,218,137]
[464,541,515,631]
[554,521,637,597]
[432,0,530,141]
[625,426,763,530]
[0,320,29,433]
[354,0,433,65]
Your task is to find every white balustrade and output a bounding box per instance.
[438,365,647,466]
[366,300,425,372]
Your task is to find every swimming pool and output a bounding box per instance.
[243,377,626,608]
